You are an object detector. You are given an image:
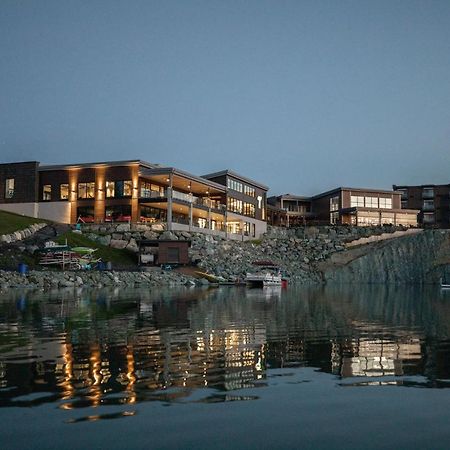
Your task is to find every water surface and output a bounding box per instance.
[1,285,450,449]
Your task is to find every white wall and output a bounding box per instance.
[38,202,71,224]
[0,203,39,218]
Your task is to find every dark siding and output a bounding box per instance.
[0,162,39,203]
[158,242,189,264]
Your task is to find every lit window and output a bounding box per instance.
[115,180,132,197]
[5,178,14,199]
[227,197,243,214]
[106,181,115,198]
[350,196,364,207]
[330,196,339,212]
[330,211,339,224]
[60,184,69,200]
[124,180,133,197]
[227,178,243,193]
[43,185,52,201]
[365,197,378,208]
[78,182,95,199]
[379,198,392,209]
[243,202,255,217]
[244,185,255,197]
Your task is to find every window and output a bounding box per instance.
[379,197,392,209]
[395,189,408,200]
[60,184,69,200]
[381,212,395,224]
[227,197,243,214]
[243,202,255,217]
[5,178,14,199]
[115,180,132,197]
[330,211,339,224]
[124,180,133,197]
[76,206,95,223]
[105,205,132,222]
[42,184,52,201]
[227,178,243,193]
[351,196,364,207]
[423,199,434,211]
[106,181,115,198]
[422,187,434,198]
[357,211,380,226]
[330,196,339,212]
[78,182,95,199]
[244,185,255,197]
[365,197,378,208]
[244,222,251,236]
[140,181,164,198]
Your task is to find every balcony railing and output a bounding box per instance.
[140,189,167,199]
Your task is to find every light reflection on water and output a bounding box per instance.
[1,285,450,421]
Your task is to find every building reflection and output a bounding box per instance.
[1,284,450,409]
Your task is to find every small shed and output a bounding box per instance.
[137,239,191,266]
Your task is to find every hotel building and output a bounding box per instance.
[268,187,419,227]
[0,160,268,239]
[393,184,450,228]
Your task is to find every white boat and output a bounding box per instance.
[441,278,450,289]
[245,271,282,287]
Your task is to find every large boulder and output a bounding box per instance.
[110,239,127,249]
[116,223,131,232]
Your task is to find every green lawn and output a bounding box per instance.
[0,210,46,235]
[56,231,137,268]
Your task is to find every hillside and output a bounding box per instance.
[0,210,47,235]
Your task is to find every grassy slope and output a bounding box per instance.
[0,210,46,235]
[56,231,137,268]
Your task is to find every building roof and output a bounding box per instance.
[202,169,269,191]
[268,194,312,202]
[38,159,158,171]
[393,183,450,189]
[312,186,400,200]
[140,166,227,192]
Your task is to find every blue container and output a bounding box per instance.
[18,263,28,275]
[97,261,106,271]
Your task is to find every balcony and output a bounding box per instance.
[140,189,167,200]
[423,201,435,212]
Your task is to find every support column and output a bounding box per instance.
[207,207,211,229]
[167,173,173,231]
[189,202,193,231]
[224,209,228,238]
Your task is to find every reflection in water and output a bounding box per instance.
[0,285,450,413]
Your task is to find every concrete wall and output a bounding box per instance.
[38,202,71,224]
[0,203,39,218]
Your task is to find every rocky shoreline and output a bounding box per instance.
[0,223,431,291]
[0,268,204,291]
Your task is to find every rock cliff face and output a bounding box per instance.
[322,230,450,284]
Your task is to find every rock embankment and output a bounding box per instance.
[323,229,450,284]
[190,225,414,283]
[0,268,202,291]
[0,223,47,244]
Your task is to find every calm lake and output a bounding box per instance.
[1,285,450,449]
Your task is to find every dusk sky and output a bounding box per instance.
[1,0,449,195]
